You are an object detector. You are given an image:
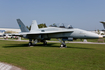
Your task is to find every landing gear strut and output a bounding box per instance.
[57,38,67,48]
[29,42,33,46]
[28,39,47,46]
[43,40,47,45]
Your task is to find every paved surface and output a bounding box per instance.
[68,41,105,44]
[1,39,105,44]
[0,62,21,70]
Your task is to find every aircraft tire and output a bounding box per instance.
[29,42,32,46]
[43,41,47,45]
[60,44,66,47]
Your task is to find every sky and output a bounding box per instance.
[0,0,105,30]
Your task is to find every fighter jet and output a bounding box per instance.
[16,19,103,47]
[100,21,105,37]
[100,21,105,30]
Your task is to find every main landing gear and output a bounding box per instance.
[29,39,33,46]
[28,39,47,46]
[43,40,47,46]
[57,38,67,48]
[29,42,33,46]
[60,44,66,47]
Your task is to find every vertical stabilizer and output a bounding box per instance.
[17,19,29,32]
[30,20,39,32]
[100,21,105,29]
[103,23,105,29]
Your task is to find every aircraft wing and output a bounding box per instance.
[18,30,73,35]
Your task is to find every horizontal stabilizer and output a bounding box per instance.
[100,21,105,29]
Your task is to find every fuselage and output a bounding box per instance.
[23,27,102,40]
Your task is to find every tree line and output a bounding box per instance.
[26,23,47,30]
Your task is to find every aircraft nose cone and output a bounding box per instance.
[99,35,103,38]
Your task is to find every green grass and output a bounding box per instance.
[49,38,105,42]
[0,40,105,70]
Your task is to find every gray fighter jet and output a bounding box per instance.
[100,21,105,37]
[16,19,103,47]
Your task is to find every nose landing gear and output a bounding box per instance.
[57,38,67,48]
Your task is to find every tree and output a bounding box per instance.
[38,23,47,28]
[26,25,31,31]
[49,23,57,27]
[26,23,47,31]
[5,31,18,34]
[97,29,100,35]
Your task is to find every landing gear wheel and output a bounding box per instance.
[43,41,47,45]
[60,44,66,48]
[29,42,32,46]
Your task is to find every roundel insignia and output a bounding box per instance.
[19,25,21,27]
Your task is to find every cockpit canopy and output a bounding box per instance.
[49,23,57,27]
[49,23,73,29]
[67,25,73,29]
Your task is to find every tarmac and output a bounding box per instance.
[47,41,105,44]
[1,39,105,44]
[0,39,22,70]
[0,62,21,70]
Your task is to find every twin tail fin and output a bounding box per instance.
[17,19,29,32]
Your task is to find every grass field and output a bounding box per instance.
[0,40,105,70]
[48,38,105,42]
